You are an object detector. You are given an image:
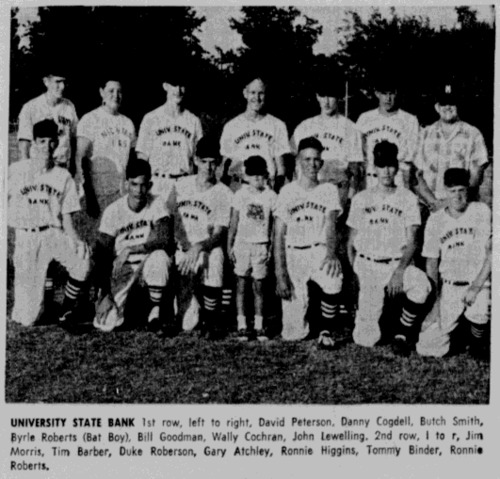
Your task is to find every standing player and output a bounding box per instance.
[17,66,78,170]
[274,137,343,346]
[227,156,277,341]
[8,120,90,328]
[292,75,363,208]
[413,86,489,210]
[417,169,491,359]
[347,141,431,354]
[220,75,291,192]
[136,71,203,196]
[93,159,172,332]
[76,76,136,222]
[356,75,419,189]
[175,137,233,337]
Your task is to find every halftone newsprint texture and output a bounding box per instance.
[1,2,498,478]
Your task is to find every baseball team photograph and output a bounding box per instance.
[4,5,494,404]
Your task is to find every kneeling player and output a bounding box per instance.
[274,137,343,346]
[8,119,90,328]
[417,168,491,359]
[175,137,233,337]
[93,159,173,332]
[227,156,277,341]
[347,141,431,354]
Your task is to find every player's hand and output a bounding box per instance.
[320,255,341,277]
[179,244,203,276]
[113,248,131,276]
[386,266,405,297]
[276,272,295,300]
[463,284,480,308]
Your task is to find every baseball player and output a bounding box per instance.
[413,85,489,210]
[175,137,233,338]
[75,75,136,222]
[227,156,277,341]
[416,168,491,359]
[93,158,173,332]
[347,141,431,354]
[220,75,291,192]
[356,75,419,190]
[292,75,363,208]
[8,119,90,328]
[136,71,203,196]
[274,137,343,346]
[17,65,78,170]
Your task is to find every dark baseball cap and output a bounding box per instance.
[162,69,189,87]
[297,136,324,154]
[314,75,345,98]
[373,73,399,93]
[195,136,220,160]
[244,156,268,176]
[444,168,470,188]
[436,85,459,106]
[33,119,58,140]
[373,141,399,168]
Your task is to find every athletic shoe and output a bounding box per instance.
[255,329,269,342]
[58,310,79,334]
[146,306,161,332]
[392,335,412,357]
[317,330,336,350]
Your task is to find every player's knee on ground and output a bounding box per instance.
[143,250,170,286]
[403,266,431,304]
[416,322,451,357]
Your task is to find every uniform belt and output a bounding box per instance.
[359,253,401,264]
[154,172,189,179]
[288,243,324,250]
[19,225,51,233]
[443,279,470,287]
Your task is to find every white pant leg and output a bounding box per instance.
[142,250,170,287]
[202,248,224,288]
[310,245,343,295]
[48,229,90,281]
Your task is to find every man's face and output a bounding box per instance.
[436,103,459,123]
[244,79,266,113]
[196,157,220,181]
[375,164,398,187]
[298,147,323,180]
[126,175,151,207]
[44,75,66,100]
[163,82,186,105]
[100,81,122,112]
[375,89,397,113]
[33,136,57,163]
[317,94,338,116]
[246,173,267,191]
[446,184,468,212]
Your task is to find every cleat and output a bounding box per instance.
[236,328,250,342]
[317,330,336,350]
[392,335,412,357]
[255,329,269,342]
[58,310,80,334]
[146,306,161,332]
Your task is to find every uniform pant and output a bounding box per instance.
[175,247,224,331]
[416,281,490,357]
[12,228,90,326]
[353,256,431,347]
[282,244,343,341]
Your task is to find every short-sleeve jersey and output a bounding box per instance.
[414,121,489,200]
[347,186,421,258]
[233,185,277,244]
[275,181,342,248]
[422,202,491,283]
[136,106,203,177]
[99,194,170,264]
[220,113,291,179]
[18,94,78,164]
[8,159,80,229]
[292,115,363,174]
[77,107,136,196]
[175,176,233,248]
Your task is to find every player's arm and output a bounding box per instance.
[464,236,492,307]
[273,155,287,192]
[348,162,363,195]
[227,207,239,264]
[274,216,294,300]
[94,232,116,297]
[426,257,439,287]
[221,156,233,186]
[61,212,88,259]
[386,225,419,297]
[320,210,341,276]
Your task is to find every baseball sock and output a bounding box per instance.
[237,315,246,330]
[468,320,487,347]
[62,277,85,312]
[148,285,163,306]
[320,292,340,333]
[254,315,264,331]
[221,287,233,316]
[203,286,221,335]
[44,277,55,304]
[397,297,425,342]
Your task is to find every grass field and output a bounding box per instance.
[4,133,491,404]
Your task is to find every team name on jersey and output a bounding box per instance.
[314,132,344,144]
[364,204,403,216]
[117,219,154,237]
[289,201,327,216]
[20,183,63,199]
[100,126,133,138]
[235,129,273,145]
[155,125,193,139]
[177,199,212,215]
[364,125,402,138]
[440,227,475,245]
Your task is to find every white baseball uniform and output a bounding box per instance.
[414,121,489,200]
[275,181,343,340]
[77,106,136,210]
[417,202,491,357]
[356,108,419,188]
[347,187,431,347]
[292,114,363,182]
[136,105,203,195]
[232,184,277,280]
[18,93,78,167]
[220,113,291,182]
[175,176,233,329]
[8,159,90,326]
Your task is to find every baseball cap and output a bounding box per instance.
[244,156,268,176]
[436,84,459,106]
[373,73,399,93]
[444,168,470,188]
[297,136,324,154]
[373,141,399,168]
[33,119,58,140]
[162,69,189,87]
[195,136,220,160]
[315,76,345,98]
